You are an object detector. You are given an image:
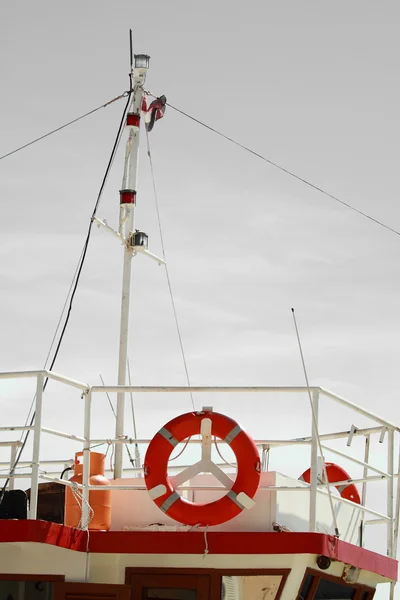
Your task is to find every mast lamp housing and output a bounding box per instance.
[134,54,150,71]
[130,230,149,249]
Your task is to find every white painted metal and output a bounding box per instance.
[207,461,235,488]
[0,371,399,551]
[316,488,390,521]
[73,428,391,448]
[0,440,23,446]
[0,473,36,479]
[93,217,123,242]
[0,460,236,471]
[0,427,33,432]
[114,66,148,480]
[321,443,390,477]
[8,446,17,491]
[380,427,387,443]
[365,518,387,525]
[309,388,319,532]
[81,391,92,529]
[391,445,400,600]
[88,436,311,446]
[236,492,255,509]
[320,388,399,431]
[39,477,311,492]
[300,425,390,443]
[29,373,44,519]
[84,426,390,447]
[126,359,141,477]
[0,369,88,390]
[387,428,394,557]
[172,462,203,487]
[35,468,394,526]
[393,442,400,555]
[133,246,166,265]
[360,434,370,546]
[200,418,212,461]
[91,385,319,393]
[317,475,388,487]
[0,370,46,379]
[148,484,167,499]
[346,424,357,446]
[41,426,85,442]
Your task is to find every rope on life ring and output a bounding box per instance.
[299,462,361,504]
[144,410,261,526]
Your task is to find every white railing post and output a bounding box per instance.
[393,437,400,555]
[391,439,400,600]
[81,390,92,529]
[8,446,17,491]
[29,373,44,519]
[359,434,370,546]
[309,388,319,532]
[387,428,394,557]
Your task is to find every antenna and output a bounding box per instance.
[129,29,133,72]
[291,308,340,537]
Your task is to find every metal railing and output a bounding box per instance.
[0,369,399,560]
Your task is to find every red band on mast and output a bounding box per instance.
[120,189,136,205]
[126,113,140,127]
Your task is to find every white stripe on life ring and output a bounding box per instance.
[225,424,242,444]
[227,490,255,510]
[160,491,180,513]
[148,484,167,500]
[236,491,256,509]
[158,427,179,447]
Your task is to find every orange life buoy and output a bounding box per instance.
[299,462,361,504]
[144,410,261,526]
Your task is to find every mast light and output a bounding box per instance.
[134,54,150,70]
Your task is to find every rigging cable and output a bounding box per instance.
[159,98,400,239]
[145,129,196,412]
[0,92,129,162]
[20,245,86,430]
[0,88,133,507]
[99,373,136,469]
[291,308,340,537]
[126,360,142,472]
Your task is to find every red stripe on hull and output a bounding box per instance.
[0,521,396,581]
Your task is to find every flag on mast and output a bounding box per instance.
[143,95,167,132]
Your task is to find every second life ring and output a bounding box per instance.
[299,462,361,504]
[144,410,261,526]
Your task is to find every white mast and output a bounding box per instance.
[114,54,149,479]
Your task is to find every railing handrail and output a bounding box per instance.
[0,370,399,560]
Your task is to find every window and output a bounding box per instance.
[299,574,314,599]
[296,570,375,600]
[0,580,54,600]
[125,568,291,600]
[144,589,196,599]
[314,578,356,599]
[126,573,209,600]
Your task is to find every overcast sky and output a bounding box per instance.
[1,2,400,597]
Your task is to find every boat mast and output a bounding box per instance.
[114,53,150,479]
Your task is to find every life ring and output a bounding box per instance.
[144,410,261,526]
[299,462,361,504]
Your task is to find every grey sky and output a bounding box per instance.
[1,2,399,597]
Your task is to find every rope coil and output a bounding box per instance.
[70,481,94,530]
